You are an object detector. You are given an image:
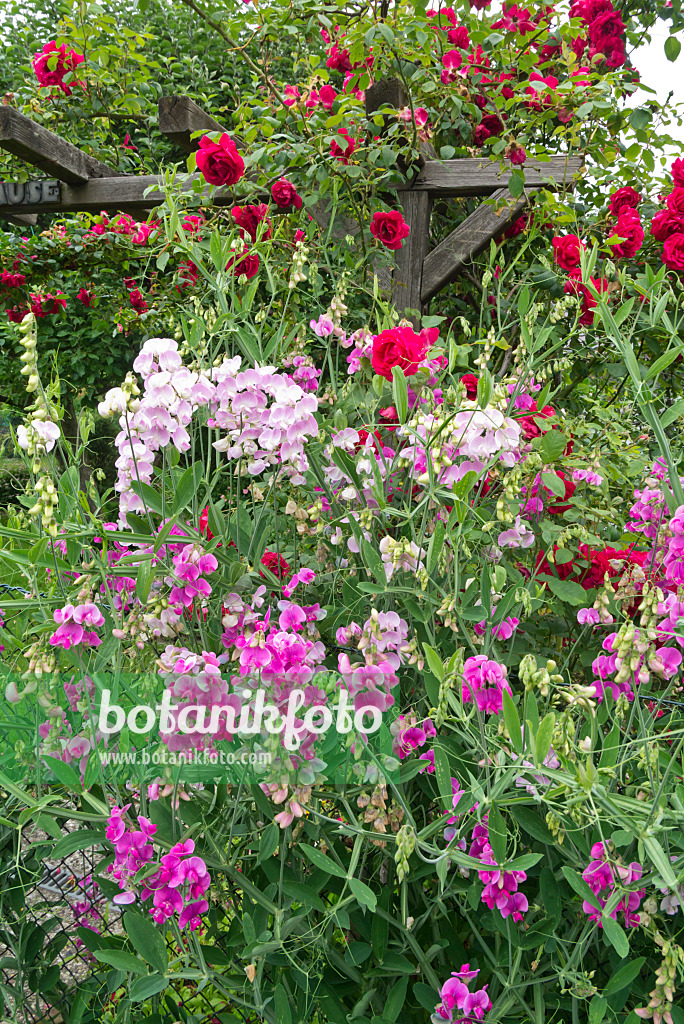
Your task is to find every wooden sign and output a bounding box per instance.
[0,179,60,206]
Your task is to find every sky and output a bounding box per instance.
[633,22,684,145]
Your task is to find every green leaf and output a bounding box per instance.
[129,481,164,515]
[629,108,651,131]
[433,745,453,815]
[94,950,149,975]
[51,830,107,859]
[362,540,386,586]
[487,804,507,864]
[561,866,602,910]
[502,690,522,754]
[281,881,326,912]
[128,974,169,1003]
[660,399,684,429]
[539,430,568,462]
[258,823,280,863]
[665,35,681,61]
[545,577,587,606]
[510,806,554,844]
[349,877,377,913]
[535,712,556,765]
[427,522,445,575]
[274,982,292,1024]
[383,976,409,1021]
[172,461,204,515]
[589,995,608,1024]
[642,835,680,889]
[602,957,646,996]
[508,170,525,198]
[123,912,168,975]
[422,643,445,681]
[41,756,80,788]
[541,471,567,498]
[392,365,409,424]
[300,844,347,879]
[602,914,629,957]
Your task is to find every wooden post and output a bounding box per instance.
[393,190,432,326]
[158,97,225,153]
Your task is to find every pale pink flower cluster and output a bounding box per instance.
[462,655,511,715]
[627,460,671,541]
[209,359,319,485]
[157,646,234,754]
[106,806,210,930]
[17,419,61,454]
[344,328,374,372]
[390,714,437,759]
[572,467,603,485]
[166,544,218,609]
[337,611,410,715]
[582,841,644,928]
[469,820,529,921]
[497,514,535,549]
[664,505,684,586]
[591,630,682,703]
[49,603,104,649]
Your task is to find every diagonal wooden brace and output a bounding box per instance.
[158,96,225,153]
[421,188,533,303]
[0,107,120,184]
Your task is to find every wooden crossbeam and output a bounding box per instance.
[396,154,583,197]
[0,107,120,185]
[159,97,225,153]
[393,191,432,325]
[421,188,531,303]
[0,174,204,216]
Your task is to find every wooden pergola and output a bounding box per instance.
[0,87,582,320]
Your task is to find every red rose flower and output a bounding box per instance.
[460,374,479,399]
[481,113,505,136]
[505,141,527,165]
[666,187,684,216]
[271,179,303,212]
[319,84,337,110]
[564,270,608,325]
[609,211,644,259]
[6,306,29,323]
[371,326,438,381]
[447,25,470,47]
[663,234,684,273]
[330,129,357,163]
[1,270,26,290]
[369,211,410,251]
[31,292,67,317]
[227,252,260,280]
[33,41,84,94]
[587,10,625,49]
[651,210,684,241]
[553,234,584,271]
[473,124,492,146]
[517,402,557,441]
[196,134,245,187]
[77,287,93,307]
[326,43,353,72]
[129,289,148,314]
[504,215,527,239]
[231,204,272,242]
[199,507,214,540]
[609,186,642,217]
[260,550,291,581]
[672,159,684,188]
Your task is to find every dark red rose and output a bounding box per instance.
[609,211,643,259]
[371,326,438,381]
[609,186,642,217]
[231,204,272,242]
[0,270,26,289]
[517,403,557,441]
[447,25,470,47]
[587,10,625,49]
[553,234,584,271]
[227,253,260,280]
[666,187,684,216]
[326,43,353,72]
[31,292,67,317]
[260,550,291,581]
[504,215,526,238]
[129,289,148,314]
[77,287,93,307]
[369,211,410,251]
[651,209,684,241]
[564,270,608,325]
[196,133,245,187]
[481,113,505,136]
[460,374,479,399]
[473,124,491,146]
[672,159,684,187]
[545,470,576,514]
[271,178,302,211]
[6,306,29,323]
[663,234,684,273]
[330,129,357,163]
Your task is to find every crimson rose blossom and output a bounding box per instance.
[564,271,608,325]
[31,293,67,317]
[196,134,245,187]
[330,129,357,163]
[460,374,479,399]
[227,253,260,280]
[371,326,439,381]
[552,234,584,271]
[231,204,272,242]
[369,211,410,251]
[672,159,684,187]
[33,41,84,94]
[609,186,642,217]
[260,551,291,581]
[77,287,93,307]
[651,209,684,241]
[609,211,643,259]
[666,187,684,216]
[271,179,302,212]
[662,234,684,273]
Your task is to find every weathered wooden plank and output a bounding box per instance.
[159,96,225,153]
[3,213,38,227]
[0,174,197,215]
[396,155,583,196]
[393,190,432,325]
[0,179,60,207]
[421,189,531,303]
[0,107,120,184]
